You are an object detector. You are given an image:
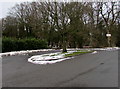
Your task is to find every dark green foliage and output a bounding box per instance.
[116,41,120,47]
[2,2,120,50]
[116,23,120,47]
[2,37,48,52]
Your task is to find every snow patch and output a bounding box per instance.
[28,50,92,65]
[0,49,55,57]
[28,57,74,65]
[28,51,78,65]
[91,51,97,54]
[89,47,120,51]
[1,47,119,57]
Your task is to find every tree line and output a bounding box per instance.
[2,1,120,52]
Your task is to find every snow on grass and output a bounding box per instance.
[92,47,120,51]
[28,51,75,61]
[28,50,91,65]
[0,49,55,57]
[77,47,120,51]
[0,47,119,58]
[28,56,74,64]
[65,47,120,51]
[91,51,97,54]
[28,51,72,64]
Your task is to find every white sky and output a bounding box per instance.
[0,0,36,18]
[0,0,69,18]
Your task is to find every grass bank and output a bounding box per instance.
[65,51,93,57]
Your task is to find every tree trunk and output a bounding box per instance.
[62,34,67,52]
[107,26,111,47]
[62,40,67,52]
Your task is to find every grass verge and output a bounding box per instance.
[65,51,93,57]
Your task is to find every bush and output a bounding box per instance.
[116,41,120,47]
[2,37,48,52]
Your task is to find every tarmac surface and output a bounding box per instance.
[2,49,118,87]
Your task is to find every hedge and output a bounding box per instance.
[2,37,48,52]
[116,41,120,47]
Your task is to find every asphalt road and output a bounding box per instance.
[2,50,118,87]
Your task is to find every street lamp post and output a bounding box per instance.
[106,33,111,47]
[89,32,92,46]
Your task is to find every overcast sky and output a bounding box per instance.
[0,0,119,18]
[0,0,71,18]
[0,0,36,18]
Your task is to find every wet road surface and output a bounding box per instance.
[2,50,118,87]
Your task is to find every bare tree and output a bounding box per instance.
[99,2,120,47]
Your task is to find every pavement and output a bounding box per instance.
[2,49,118,87]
